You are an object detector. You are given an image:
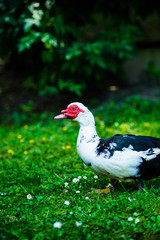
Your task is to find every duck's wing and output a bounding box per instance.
[97,134,160,155]
[96,134,160,180]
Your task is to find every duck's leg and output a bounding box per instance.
[91,179,115,194]
[136,179,144,192]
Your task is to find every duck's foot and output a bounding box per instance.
[91,180,114,194]
[136,179,144,192]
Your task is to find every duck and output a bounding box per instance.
[54,102,160,192]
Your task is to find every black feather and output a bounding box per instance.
[96,134,160,158]
[138,155,160,180]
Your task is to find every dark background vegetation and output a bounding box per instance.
[1,0,160,123]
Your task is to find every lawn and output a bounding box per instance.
[1,97,160,240]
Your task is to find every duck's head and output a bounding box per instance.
[54,102,95,126]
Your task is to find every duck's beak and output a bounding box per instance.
[54,114,67,120]
[54,109,68,120]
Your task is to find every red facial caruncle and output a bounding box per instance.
[54,104,84,120]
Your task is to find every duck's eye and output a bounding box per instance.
[72,107,76,111]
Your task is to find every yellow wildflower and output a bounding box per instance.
[20,139,24,143]
[100,124,105,130]
[29,139,34,143]
[62,126,67,131]
[95,117,100,121]
[66,145,71,149]
[143,122,150,127]
[120,123,128,131]
[62,146,66,150]
[42,137,47,141]
[108,128,114,133]
[24,125,29,129]
[24,151,28,155]
[17,134,22,139]
[8,149,14,154]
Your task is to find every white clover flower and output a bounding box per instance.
[128,217,133,221]
[64,182,69,187]
[0,193,7,196]
[94,175,98,179]
[53,221,62,229]
[69,211,73,215]
[78,176,82,179]
[133,212,138,217]
[27,194,32,200]
[72,178,79,183]
[85,197,89,200]
[107,183,113,188]
[83,176,87,179]
[75,221,82,227]
[76,191,80,193]
[64,200,70,205]
[135,218,140,224]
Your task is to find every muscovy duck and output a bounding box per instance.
[54,102,160,192]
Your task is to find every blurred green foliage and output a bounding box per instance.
[145,61,160,85]
[0,1,160,96]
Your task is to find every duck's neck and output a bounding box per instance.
[77,124,100,147]
[75,110,100,145]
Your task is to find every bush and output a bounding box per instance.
[0,1,143,96]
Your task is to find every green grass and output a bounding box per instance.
[1,97,160,240]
